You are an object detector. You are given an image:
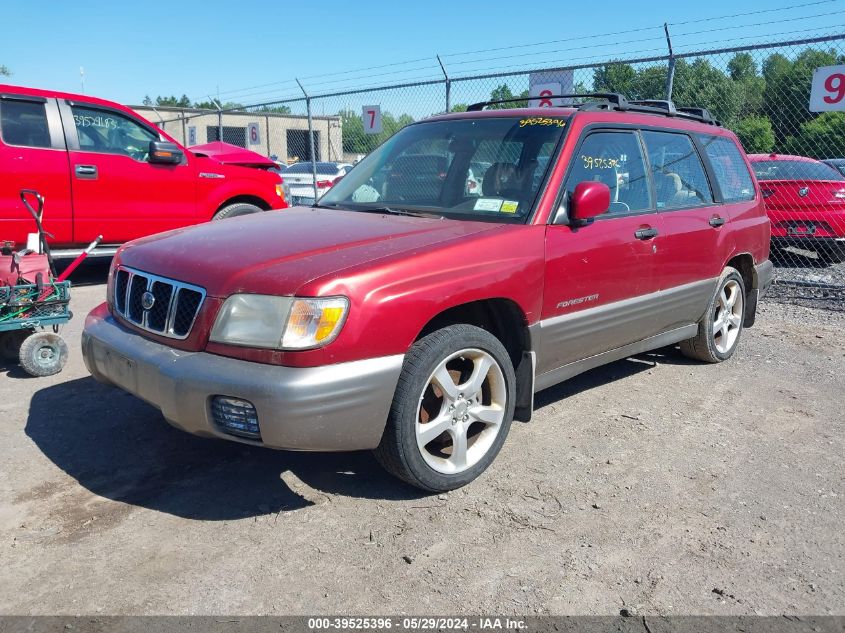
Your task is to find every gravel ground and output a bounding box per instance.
[770,248,845,312]
[0,264,843,616]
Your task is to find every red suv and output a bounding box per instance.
[0,85,287,255]
[82,95,772,491]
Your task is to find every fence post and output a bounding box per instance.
[297,79,319,202]
[265,114,271,157]
[437,55,451,113]
[664,23,676,101]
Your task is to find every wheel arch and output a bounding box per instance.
[725,252,757,327]
[414,297,535,422]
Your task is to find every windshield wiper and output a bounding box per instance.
[351,205,440,218]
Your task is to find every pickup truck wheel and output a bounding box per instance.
[212,202,262,221]
[374,325,515,492]
[680,267,745,363]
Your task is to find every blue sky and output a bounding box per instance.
[3,0,844,107]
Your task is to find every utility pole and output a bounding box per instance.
[80,67,85,94]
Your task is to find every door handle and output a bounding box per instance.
[709,215,726,227]
[75,164,98,179]
[634,227,658,240]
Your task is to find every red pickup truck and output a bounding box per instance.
[82,96,772,492]
[0,85,287,256]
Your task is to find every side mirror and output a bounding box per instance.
[148,141,184,165]
[568,181,610,225]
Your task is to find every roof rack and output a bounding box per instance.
[466,93,629,112]
[464,93,721,126]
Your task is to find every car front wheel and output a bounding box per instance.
[374,324,515,492]
[212,202,263,220]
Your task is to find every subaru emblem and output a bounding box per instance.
[798,186,809,197]
[141,291,156,310]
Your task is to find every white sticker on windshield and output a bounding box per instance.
[474,198,503,212]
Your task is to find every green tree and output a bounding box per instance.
[153,94,192,107]
[733,116,775,153]
[0,65,10,77]
[673,58,743,127]
[340,109,415,154]
[593,62,665,100]
[764,48,841,143]
[254,104,292,114]
[450,103,468,112]
[487,84,528,108]
[593,63,638,96]
[784,111,845,159]
[728,53,757,81]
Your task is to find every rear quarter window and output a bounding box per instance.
[697,135,756,202]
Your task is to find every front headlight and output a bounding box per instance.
[209,294,348,350]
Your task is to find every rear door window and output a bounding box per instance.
[642,131,713,210]
[697,135,756,201]
[564,130,652,214]
[0,99,51,148]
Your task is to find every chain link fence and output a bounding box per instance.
[146,33,845,310]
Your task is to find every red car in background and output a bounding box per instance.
[749,153,845,264]
[0,85,287,257]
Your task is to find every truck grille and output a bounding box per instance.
[113,266,206,339]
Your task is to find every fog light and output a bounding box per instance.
[211,396,261,439]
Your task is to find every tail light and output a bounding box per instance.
[761,188,775,199]
[316,177,341,189]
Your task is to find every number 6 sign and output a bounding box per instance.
[362,105,382,134]
[810,65,845,112]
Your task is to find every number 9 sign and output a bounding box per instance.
[810,65,845,112]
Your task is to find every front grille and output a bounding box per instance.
[113,266,206,339]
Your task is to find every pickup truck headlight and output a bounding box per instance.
[209,294,348,350]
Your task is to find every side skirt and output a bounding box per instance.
[533,324,698,393]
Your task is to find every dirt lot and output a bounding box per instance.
[1,263,843,616]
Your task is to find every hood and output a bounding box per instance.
[189,141,277,168]
[118,207,499,297]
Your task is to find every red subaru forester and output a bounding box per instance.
[82,96,772,491]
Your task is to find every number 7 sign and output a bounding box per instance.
[362,105,382,134]
[810,65,845,112]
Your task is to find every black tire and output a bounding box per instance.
[680,267,746,363]
[18,332,68,377]
[1,330,31,362]
[212,202,263,221]
[374,324,516,492]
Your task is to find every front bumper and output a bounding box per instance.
[81,303,404,451]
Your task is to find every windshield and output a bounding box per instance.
[753,160,845,182]
[319,116,567,221]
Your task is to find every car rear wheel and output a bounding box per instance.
[680,267,746,363]
[374,324,515,492]
[212,202,263,221]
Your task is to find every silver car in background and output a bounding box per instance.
[283,161,353,205]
